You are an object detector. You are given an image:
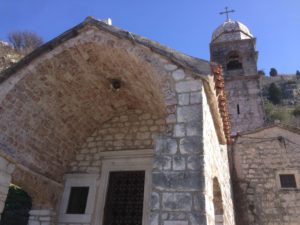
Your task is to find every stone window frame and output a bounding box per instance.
[93,150,153,225]
[58,173,99,223]
[276,170,300,190]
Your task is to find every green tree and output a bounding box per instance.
[258,70,265,76]
[296,70,300,76]
[268,83,282,104]
[269,68,278,77]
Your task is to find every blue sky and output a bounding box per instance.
[1,0,299,74]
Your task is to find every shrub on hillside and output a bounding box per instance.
[269,68,278,77]
[268,83,282,104]
[293,105,300,117]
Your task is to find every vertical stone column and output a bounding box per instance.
[151,70,206,225]
[28,209,56,225]
[0,156,15,219]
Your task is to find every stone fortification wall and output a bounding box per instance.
[262,75,300,105]
[233,126,300,225]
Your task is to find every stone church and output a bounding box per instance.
[0,15,299,225]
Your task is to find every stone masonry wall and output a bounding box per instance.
[224,78,265,133]
[69,110,166,174]
[202,88,235,225]
[233,126,300,225]
[62,65,226,225]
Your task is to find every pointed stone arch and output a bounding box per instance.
[213,177,224,225]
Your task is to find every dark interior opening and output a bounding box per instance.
[66,187,89,214]
[0,184,32,225]
[103,171,145,225]
[280,174,297,188]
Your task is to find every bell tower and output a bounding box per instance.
[210,15,265,133]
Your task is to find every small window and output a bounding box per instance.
[66,187,89,214]
[237,104,240,115]
[279,174,297,188]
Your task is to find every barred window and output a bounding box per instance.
[279,174,297,188]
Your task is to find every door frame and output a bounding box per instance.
[93,150,153,225]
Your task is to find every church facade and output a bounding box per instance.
[0,16,299,225]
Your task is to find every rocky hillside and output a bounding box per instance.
[0,41,22,72]
[261,75,300,127]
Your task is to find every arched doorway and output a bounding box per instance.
[0,184,32,225]
[213,178,224,225]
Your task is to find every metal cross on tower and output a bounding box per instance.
[219,7,235,21]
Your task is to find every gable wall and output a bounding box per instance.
[233,127,300,225]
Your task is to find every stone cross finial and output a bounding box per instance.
[219,7,235,21]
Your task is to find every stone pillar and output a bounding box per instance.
[28,209,56,225]
[0,156,15,219]
[151,75,206,225]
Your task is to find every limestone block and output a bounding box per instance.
[178,93,189,105]
[173,155,186,170]
[151,192,160,210]
[154,155,172,170]
[162,192,192,211]
[155,138,177,155]
[179,137,202,154]
[164,64,177,71]
[174,124,185,137]
[190,92,202,104]
[175,81,201,93]
[186,122,202,136]
[152,171,204,191]
[188,212,206,225]
[177,105,202,123]
[164,220,188,225]
[172,69,186,81]
[187,155,203,171]
[149,212,159,225]
[193,193,206,212]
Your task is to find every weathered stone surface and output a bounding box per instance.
[179,137,202,154]
[151,192,160,210]
[177,105,202,123]
[186,122,202,136]
[164,64,177,71]
[149,212,159,225]
[173,155,186,170]
[193,193,206,212]
[190,92,202,104]
[162,193,192,211]
[154,155,172,170]
[187,155,203,170]
[162,212,187,220]
[175,81,202,93]
[172,69,186,81]
[164,221,188,225]
[233,126,300,225]
[188,212,206,225]
[178,94,189,106]
[152,171,204,191]
[155,138,178,155]
[174,124,185,137]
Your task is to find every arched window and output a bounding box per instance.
[213,178,224,225]
[226,51,243,71]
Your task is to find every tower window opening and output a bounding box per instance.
[227,52,243,71]
[237,104,240,115]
